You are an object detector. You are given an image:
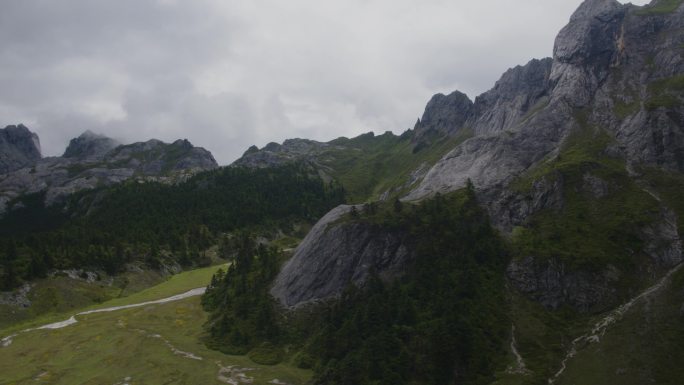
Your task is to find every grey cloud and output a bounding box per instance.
[0,0,650,164]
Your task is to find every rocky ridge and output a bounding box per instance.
[0,128,218,212]
[0,125,41,175]
[408,0,684,198]
[233,138,333,169]
[62,130,120,160]
[271,0,684,310]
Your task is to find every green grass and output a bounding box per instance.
[509,110,661,293]
[0,296,310,385]
[517,97,550,126]
[645,75,684,110]
[635,0,683,15]
[270,236,301,250]
[0,263,310,384]
[322,130,471,202]
[510,112,621,193]
[557,268,684,385]
[0,268,169,331]
[613,99,640,119]
[66,162,103,178]
[0,264,226,336]
[641,168,684,235]
[491,293,584,385]
[91,263,227,309]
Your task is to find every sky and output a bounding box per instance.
[0,0,651,165]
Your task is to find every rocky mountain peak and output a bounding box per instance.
[233,138,329,168]
[469,58,553,135]
[414,91,473,138]
[62,130,120,160]
[569,0,621,23]
[0,124,42,174]
[171,139,194,150]
[550,0,626,106]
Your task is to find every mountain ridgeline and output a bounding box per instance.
[0,128,219,214]
[0,163,344,290]
[0,0,683,384]
[203,0,684,384]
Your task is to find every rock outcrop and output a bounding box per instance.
[506,256,621,313]
[0,124,41,174]
[233,138,331,168]
[414,91,473,138]
[270,205,413,307]
[62,130,119,160]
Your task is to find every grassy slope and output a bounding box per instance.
[494,110,683,384]
[0,268,168,331]
[0,264,310,385]
[635,0,684,15]
[510,119,661,273]
[320,130,471,203]
[557,267,684,385]
[0,264,225,335]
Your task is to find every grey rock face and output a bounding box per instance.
[414,91,473,138]
[642,207,683,268]
[0,133,218,209]
[233,138,330,168]
[408,0,684,199]
[582,173,610,198]
[62,130,119,160]
[549,0,625,107]
[506,204,682,313]
[470,58,553,136]
[507,256,620,313]
[405,98,573,199]
[484,172,565,232]
[0,124,41,174]
[270,205,413,307]
[269,0,684,312]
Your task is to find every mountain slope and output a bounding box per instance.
[203,1,684,384]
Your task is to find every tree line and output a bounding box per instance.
[0,164,345,290]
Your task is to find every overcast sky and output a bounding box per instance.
[0,0,650,165]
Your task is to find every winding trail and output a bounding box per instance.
[547,263,683,384]
[1,287,206,347]
[507,325,530,375]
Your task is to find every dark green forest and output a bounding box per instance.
[0,164,345,290]
[202,185,510,385]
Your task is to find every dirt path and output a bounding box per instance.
[1,287,206,347]
[548,263,683,384]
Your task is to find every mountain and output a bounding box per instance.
[273,0,684,309]
[1,0,683,384]
[203,0,684,384]
[0,128,218,213]
[0,124,41,175]
[62,130,120,159]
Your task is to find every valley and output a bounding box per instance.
[1,0,683,384]
[0,264,310,385]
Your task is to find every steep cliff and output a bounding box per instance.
[270,0,684,315]
[270,205,413,307]
[0,124,41,174]
[408,0,684,199]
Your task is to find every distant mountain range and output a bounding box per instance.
[0,125,217,213]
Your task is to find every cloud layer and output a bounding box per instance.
[0,0,649,164]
